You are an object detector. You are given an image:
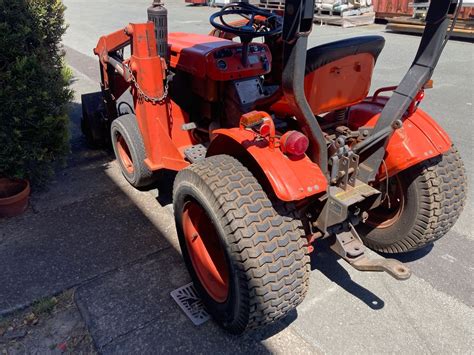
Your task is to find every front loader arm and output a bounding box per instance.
[94,28,130,59]
[93,28,132,120]
[94,28,131,91]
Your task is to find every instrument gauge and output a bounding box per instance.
[217,59,227,71]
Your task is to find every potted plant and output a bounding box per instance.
[0,179,31,218]
[0,0,72,217]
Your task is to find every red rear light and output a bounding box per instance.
[280,131,309,157]
[259,122,272,137]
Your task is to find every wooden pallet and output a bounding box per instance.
[314,10,375,28]
[314,5,374,17]
[386,16,474,39]
[258,0,285,11]
[258,1,376,28]
[313,5,375,28]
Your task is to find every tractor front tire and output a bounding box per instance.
[111,114,155,188]
[173,155,310,334]
[359,146,467,253]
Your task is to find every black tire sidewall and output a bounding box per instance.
[174,155,309,333]
[359,148,467,253]
[174,180,246,331]
[359,171,419,247]
[110,114,153,188]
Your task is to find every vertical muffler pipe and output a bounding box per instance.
[148,0,169,62]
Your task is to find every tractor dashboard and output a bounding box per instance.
[168,32,271,81]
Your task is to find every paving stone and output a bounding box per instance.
[0,188,169,316]
[75,248,317,354]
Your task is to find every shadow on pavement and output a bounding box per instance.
[152,170,177,207]
[310,240,385,310]
[1,101,298,352]
[380,243,433,263]
[74,242,299,353]
[383,30,474,44]
[0,102,164,313]
[65,103,300,352]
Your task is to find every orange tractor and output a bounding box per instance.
[82,0,467,334]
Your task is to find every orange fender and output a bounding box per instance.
[348,97,452,178]
[207,128,328,202]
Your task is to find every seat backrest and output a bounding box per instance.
[304,35,385,115]
[270,36,385,116]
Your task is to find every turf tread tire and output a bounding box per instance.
[360,146,467,253]
[173,155,310,334]
[111,114,154,188]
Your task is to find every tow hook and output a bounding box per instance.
[330,224,411,280]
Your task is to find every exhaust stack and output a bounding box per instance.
[148,0,168,61]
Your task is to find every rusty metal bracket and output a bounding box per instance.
[315,180,380,233]
[330,224,411,280]
[351,257,411,280]
[330,225,365,259]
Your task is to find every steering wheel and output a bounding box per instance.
[210,3,282,66]
[210,3,282,41]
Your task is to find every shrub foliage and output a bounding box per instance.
[0,0,72,186]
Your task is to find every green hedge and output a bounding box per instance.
[0,0,73,187]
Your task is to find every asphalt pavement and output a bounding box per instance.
[1,0,472,353]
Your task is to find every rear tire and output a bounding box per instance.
[111,114,155,188]
[173,155,310,334]
[358,146,467,253]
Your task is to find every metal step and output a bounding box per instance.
[184,144,207,163]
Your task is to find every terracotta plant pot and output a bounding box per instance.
[0,178,31,218]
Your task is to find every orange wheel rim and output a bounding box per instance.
[366,175,405,229]
[182,201,229,303]
[116,134,134,174]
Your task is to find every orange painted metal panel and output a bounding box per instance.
[118,24,192,172]
[168,32,271,81]
[347,97,452,178]
[209,128,328,202]
[271,53,375,116]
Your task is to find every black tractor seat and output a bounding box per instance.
[305,35,385,74]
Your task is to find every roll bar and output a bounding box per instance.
[281,0,328,175]
[280,0,462,181]
[357,0,463,183]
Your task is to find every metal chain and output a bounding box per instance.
[125,65,169,104]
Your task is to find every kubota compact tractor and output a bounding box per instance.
[82,0,467,334]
